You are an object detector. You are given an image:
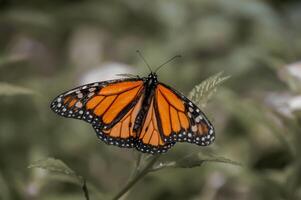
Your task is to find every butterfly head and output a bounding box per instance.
[148,72,157,79]
[146,72,158,86]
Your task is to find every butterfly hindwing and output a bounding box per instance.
[155,83,215,146]
[136,96,175,154]
[93,94,144,148]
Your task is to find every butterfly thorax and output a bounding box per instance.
[133,73,158,135]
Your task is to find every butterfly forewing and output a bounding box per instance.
[155,83,215,146]
[50,79,144,130]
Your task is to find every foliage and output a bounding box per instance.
[188,72,230,108]
[151,152,241,172]
[28,158,83,184]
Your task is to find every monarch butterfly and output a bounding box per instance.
[50,52,215,154]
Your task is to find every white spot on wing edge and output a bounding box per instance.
[75,101,83,108]
[77,93,83,98]
[89,87,96,92]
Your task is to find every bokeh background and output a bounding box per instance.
[1,0,301,199]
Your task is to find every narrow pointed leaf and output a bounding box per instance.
[188,72,230,107]
[151,153,241,172]
[28,157,82,184]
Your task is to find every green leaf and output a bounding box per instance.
[28,157,82,184]
[151,153,241,172]
[0,82,35,96]
[188,72,230,108]
[175,153,241,168]
[29,158,104,200]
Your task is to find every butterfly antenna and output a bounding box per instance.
[154,55,182,73]
[136,50,152,73]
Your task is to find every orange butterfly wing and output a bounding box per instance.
[136,97,174,153]
[155,83,215,146]
[51,79,144,147]
[135,83,214,154]
[93,94,144,148]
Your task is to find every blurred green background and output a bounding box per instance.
[1,0,301,199]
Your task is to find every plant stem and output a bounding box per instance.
[82,178,90,200]
[111,155,160,200]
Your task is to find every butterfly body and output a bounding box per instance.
[51,72,215,154]
[133,73,157,133]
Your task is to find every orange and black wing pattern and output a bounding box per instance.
[135,83,215,154]
[51,76,215,154]
[154,83,214,146]
[50,79,144,147]
[135,96,175,154]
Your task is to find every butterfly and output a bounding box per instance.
[50,53,215,154]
